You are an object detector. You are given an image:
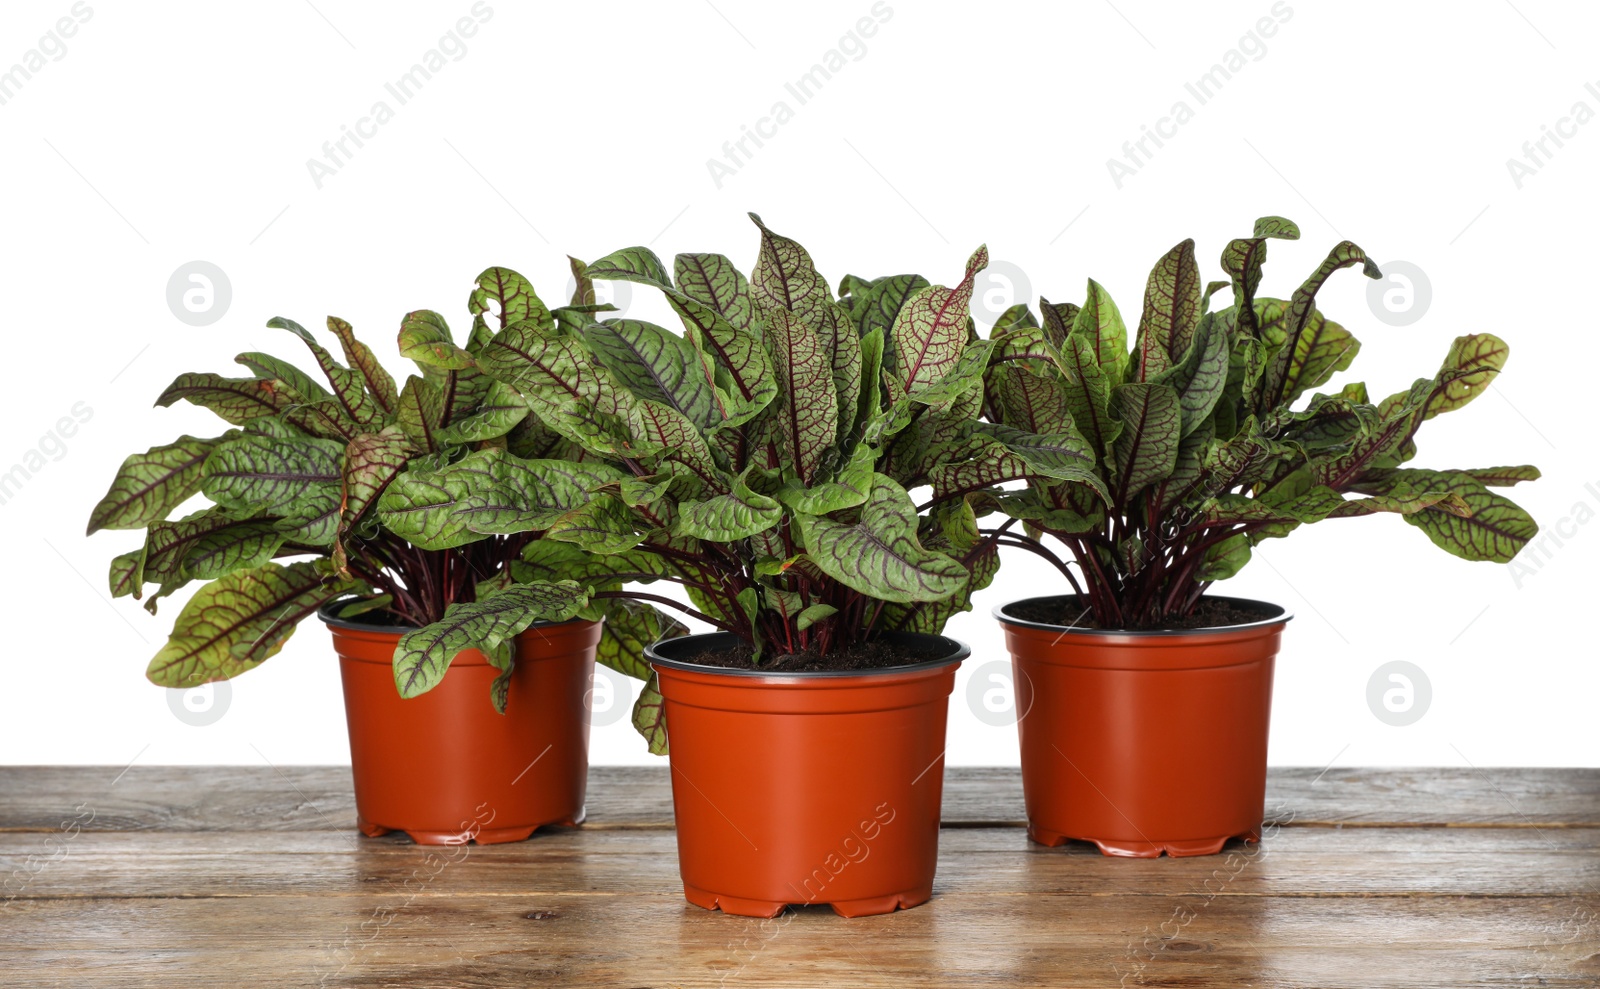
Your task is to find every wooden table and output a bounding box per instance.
[2,766,1597,987]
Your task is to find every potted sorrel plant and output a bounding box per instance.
[85,277,660,844]
[390,215,1024,916]
[984,217,1539,857]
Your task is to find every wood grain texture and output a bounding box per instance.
[2,766,1598,987]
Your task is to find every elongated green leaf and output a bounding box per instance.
[87,436,220,534]
[586,318,719,430]
[1071,279,1129,383]
[268,317,383,425]
[398,310,475,370]
[882,498,999,634]
[749,213,832,327]
[234,352,331,405]
[1109,382,1181,505]
[1395,470,1538,562]
[762,306,837,485]
[328,317,399,415]
[1261,241,1380,406]
[110,550,143,598]
[394,375,445,453]
[155,373,296,424]
[1423,333,1508,421]
[776,443,873,515]
[200,431,343,519]
[796,474,968,604]
[909,339,994,411]
[855,273,931,339]
[675,252,756,331]
[1463,465,1541,487]
[632,672,668,755]
[1135,239,1201,379]
[433,380,529,445]
[142,508,284,591]
[1258,305,1361,409]
[887,246,987,402]
[147,561,354,687]
[543,495,644,553]
[1053,332,1120,465]
[1153,313,1230,437]
[393,582,590,699]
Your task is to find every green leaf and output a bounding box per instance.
[796,474,968,604]
[587,245,672,289]
[1377,469,1538,563]
[393,582,590,699]
[233,352,332,405]
[597,599,686,681]
[109,550,143,598]
[1134,239,1201,380]
[776,443,874,515]
[155,373,296,425]
[468,267,552,334]
[1071,279,1129,383]
[545,495,646,554]
[87,435,220,534]
[433,379,530,445]
[586,318,720,430]
[200,431,343,521]
[328,316,399,415]
[632,672,669,756]
[674,252,757,332]
[909,339,995,411]
[398,310,476,370]
[1109,382,1181,505]
[796,603,837,630]
[1153,312,1230,437]
[477,319,634,455]
[1260,241,1380,406]
[146,561,355,687]
[395,375,446,453]
[1053,332,1120,466]
[749,213,834,328]
[1463,465,1541,487]
[887,246,988,402]
[1253,216,1300,239]
[673,469,781,541]
[267,317,383,425]
[142,508,284,589]
[762,305,837,485]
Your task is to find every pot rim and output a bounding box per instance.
[994,594,1292,637]
[316,596,583,635]
[646,630,970,679]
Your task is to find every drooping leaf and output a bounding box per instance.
[398,310,476,370]
[673,470,781,542]
[597,598,686,681]
[155,373,296,425]
[392,582,590,699]
[632,672,669,755]
[267,317,383,425]
[146,561,355,687]
[796,474,968,604]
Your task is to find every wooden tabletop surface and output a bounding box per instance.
[2,765,1597,987]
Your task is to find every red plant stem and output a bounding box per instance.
[590,590,737,634]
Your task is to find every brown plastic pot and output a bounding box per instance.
[646,632,968,918]
[320,602,600,845]
[995,595,1291,858]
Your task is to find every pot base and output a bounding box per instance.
[1027,824,1261,858]
[683,883,931,918]
[356,812,585,846]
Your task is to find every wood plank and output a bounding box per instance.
[4,826,1600,900]
[4,765,1598,832]
[2,891,1596,988]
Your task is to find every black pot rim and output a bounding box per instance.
[645,630,970,678]
[316,596,577,634]
[994,594,1293,637]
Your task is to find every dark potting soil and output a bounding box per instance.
[682,637,949,673]
[1008,596,1280,632]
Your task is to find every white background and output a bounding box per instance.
[0,0,1592,769]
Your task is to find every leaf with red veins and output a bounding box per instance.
[888,245,988,403]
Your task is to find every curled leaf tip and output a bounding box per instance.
[1362,258,1383,279]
